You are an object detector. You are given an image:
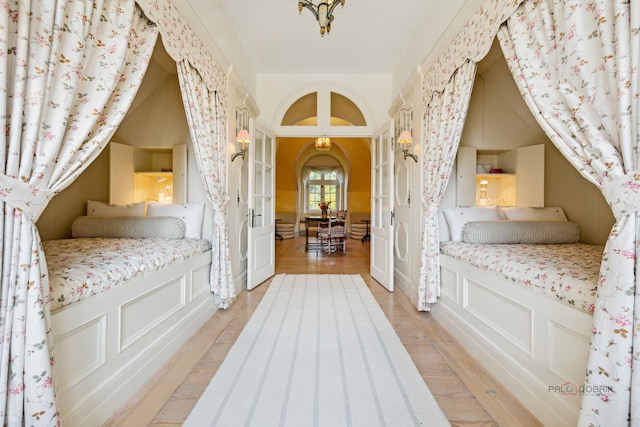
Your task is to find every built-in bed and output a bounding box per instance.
[433,206,602,426]
[44,204,217,426]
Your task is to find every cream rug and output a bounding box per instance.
[184,274,450,427]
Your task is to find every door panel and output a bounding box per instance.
[172,144,187,204]
[109,142,134,204]
[247,128,276,290]
[370,122,394,291]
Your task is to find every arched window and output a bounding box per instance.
[330,92,366,126]
[280,91,366,127]
[281,92,318,126]
[302,163,344,214]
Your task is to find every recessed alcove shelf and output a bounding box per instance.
[457,145,544,207]
[110,142,187,205]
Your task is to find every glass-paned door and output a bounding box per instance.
[247,127,275,290]
[370,122,394,291]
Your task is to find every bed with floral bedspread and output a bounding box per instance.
[440,242,603,315]
[43,237,212,311]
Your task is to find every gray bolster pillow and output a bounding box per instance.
[71,216,186,239]
[462,220,580,244]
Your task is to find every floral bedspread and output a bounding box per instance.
[43,237,212,312]
[440,242,604,315]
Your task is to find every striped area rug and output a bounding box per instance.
[184,274,449,427]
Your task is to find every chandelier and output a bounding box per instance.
[314,137,332,151]
[298,0,346,36]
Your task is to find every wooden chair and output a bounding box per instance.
[317,213,347,255]
[332,211,347,254]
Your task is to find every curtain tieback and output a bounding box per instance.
[0,175,55,223]
[601,171,640,220]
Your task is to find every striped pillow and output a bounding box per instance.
[462,220,580,244]
[72,216,185,239]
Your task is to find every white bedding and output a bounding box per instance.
[440,242,603,315]
[43,237,212,311]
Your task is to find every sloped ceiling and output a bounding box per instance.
[127,41,176,118]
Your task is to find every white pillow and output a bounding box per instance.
[442,207,500,241]
[87,200,145,217]
[147,202,205,239]
[502,207,568,221]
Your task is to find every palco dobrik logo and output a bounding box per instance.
[560,381,578,395]
[548,381,610,396]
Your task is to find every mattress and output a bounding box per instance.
[440,242,603,315]
[43,237,212,311]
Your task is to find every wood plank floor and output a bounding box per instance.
[112,237,542,426]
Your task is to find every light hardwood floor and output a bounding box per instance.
[113,237,542,426]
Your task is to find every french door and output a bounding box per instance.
[247,127,276,290]
[370,122,395,291]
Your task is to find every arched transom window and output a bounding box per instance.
[282,91,366,127]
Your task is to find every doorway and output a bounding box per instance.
[274,135,371,271]
[259,88,374,277]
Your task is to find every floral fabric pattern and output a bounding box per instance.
[497,0,639,424]
[441,242,603,315]
[0,1,157,424]
[419,0,638,422]
[178,61,235,309]
[135,0,234,308]
[418,60,477,311]
[136,0,228,107]
[44,238,211,312]
[135,2,233,305]
[421,0,524,102]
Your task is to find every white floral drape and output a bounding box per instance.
[177,61,235,309]
[417,0,525,311]
[0,0,157,424]
[497,0,638,424]
[135,0,228,101]
[136,0,234,308]
[418,61,477,311]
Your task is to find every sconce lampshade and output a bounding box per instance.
[231,129,251,162]
[397,130,413,145]
[398,130,418,162]
[236,129,251,144]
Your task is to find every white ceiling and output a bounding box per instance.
[173,0,481,78]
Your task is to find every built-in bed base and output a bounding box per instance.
[51,250,216,426]
[434,254,592,426]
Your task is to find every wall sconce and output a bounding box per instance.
[478,179,490,206]
[397,130,418,162]
[231,129,251,162]
[479,179,488,199]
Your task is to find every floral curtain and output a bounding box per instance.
[421,0,524,99]
[135,0,234,308]
[417,0,525,311]
[418,60,477,311]
[135,0,228,102]
[0,0,157,424]
[177,61,235,309]
[497,0,639,424]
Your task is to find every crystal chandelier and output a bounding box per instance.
[314,137,332,151]
[298,0,346,36]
